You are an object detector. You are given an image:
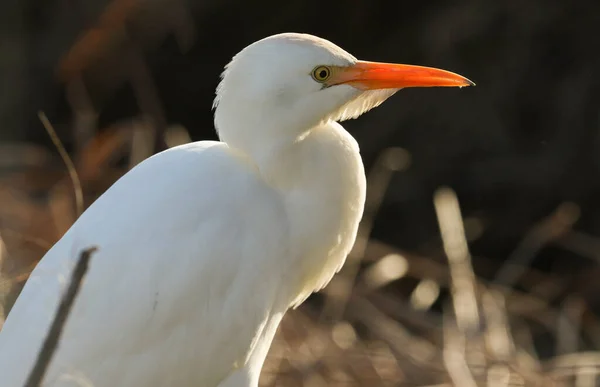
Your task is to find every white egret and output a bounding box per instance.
[0,33,472,386]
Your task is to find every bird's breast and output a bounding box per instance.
[278,123,367,306]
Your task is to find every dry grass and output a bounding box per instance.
[257,155,600,387]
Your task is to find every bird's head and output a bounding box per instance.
[213,33,473,152]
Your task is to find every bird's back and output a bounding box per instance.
[0,141,289,386]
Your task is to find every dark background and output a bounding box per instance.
[2,0,600,385]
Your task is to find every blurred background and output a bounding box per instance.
[1,0,600,385]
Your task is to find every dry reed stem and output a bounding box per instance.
[23,247,97,387]
[38,112,84,218]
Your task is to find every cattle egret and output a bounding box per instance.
[0,33,473,386]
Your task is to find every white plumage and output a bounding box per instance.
[0,33,472,386]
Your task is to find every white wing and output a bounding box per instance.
[0,141,289,387]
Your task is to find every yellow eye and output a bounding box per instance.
[311,66,331,82]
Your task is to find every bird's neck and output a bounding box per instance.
[249,133,311,191]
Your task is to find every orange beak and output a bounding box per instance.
[329,60,474,90]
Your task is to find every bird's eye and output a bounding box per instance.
[311,66,331,82]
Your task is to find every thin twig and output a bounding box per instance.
[23,246,97,387]
[38,111,84,217]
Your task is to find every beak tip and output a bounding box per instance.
[464,78,476,87]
